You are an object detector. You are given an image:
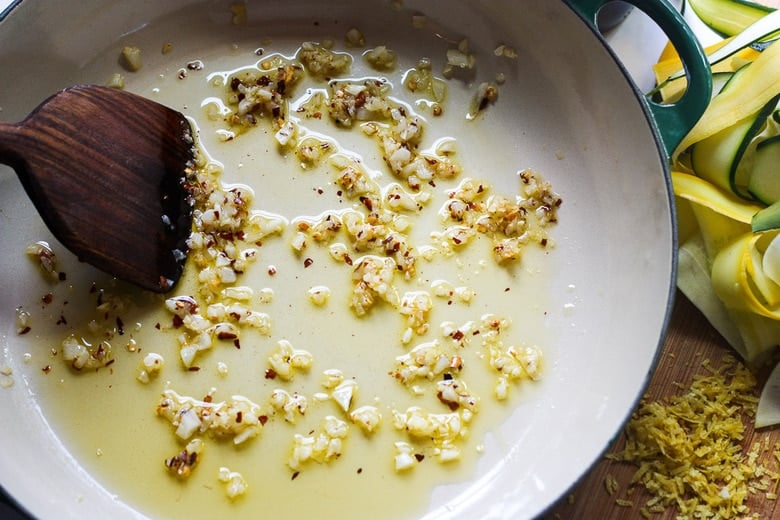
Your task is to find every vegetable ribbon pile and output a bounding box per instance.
[660,2,780,363]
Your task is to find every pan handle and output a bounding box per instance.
[565,0,712,158]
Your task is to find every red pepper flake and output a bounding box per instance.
[414,453,425,462]
[234,339,241,349]
[188,366,201,372]
[291,471,300,481]
[236,411,243,424]
[155,322,162,330]
[504,287,510,292]
[265,368,277,380]
[42,365,52,374]
[41,293,53,305]
[451,330,464,341]
[18,326,31,335]
[356,468,363,475]
[172,315,184,328]
[217,330,238,340]
[303,258,314,268]
[105,359,116,367]
[540,238,548,247]
[359,196,373,211]
[204,395,213,403]
[259,415,269,426]
[268,265,278,276]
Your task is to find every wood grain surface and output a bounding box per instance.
[546,291,780,520]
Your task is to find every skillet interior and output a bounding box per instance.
[0,1,673,518]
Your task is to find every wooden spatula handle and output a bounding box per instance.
[0,121,24,166]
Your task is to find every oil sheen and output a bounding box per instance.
[16,10,558,520]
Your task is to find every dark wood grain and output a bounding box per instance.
[0,85,194,292]
[546,292,780,520]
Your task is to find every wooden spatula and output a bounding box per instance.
[0,85,195,293]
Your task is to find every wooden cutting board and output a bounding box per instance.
[546,292,780,519]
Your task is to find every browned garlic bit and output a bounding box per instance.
[164,438,203,479]
[25,241,61,282]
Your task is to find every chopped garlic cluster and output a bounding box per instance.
[350,255,400,315]
[156,389,266,445]
[392,340,460,385]
[269,389,308,423]
[25,241,61,282]
[289,416,350,471]
[218,467,248,499]
[479,314,543,400]
[438,174,561,263]
[136,352,164,384]
[266,340,313,381]
[392,406,468,463]
[349,405,382,434]
[298,42,352,79]
[61,335,113,370]
[164,290,272,368]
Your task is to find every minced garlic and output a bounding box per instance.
[266,340,313,381]
[288,416,349,471]
[157,389,266,445]
[25,241,61,282]
[136,352,164,384]
[218,466,248,499]
[120,45,143,72]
